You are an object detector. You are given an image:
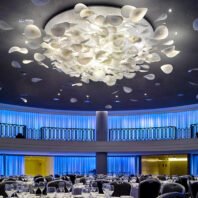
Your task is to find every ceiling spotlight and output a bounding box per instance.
[9,3,180,87]
[144,93,148,96]
[174,32,178,36]
[115,95,119,98]
[168,8,172,13]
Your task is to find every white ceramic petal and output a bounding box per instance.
[72,83,83,87]
[8,46,28,54]
[62,49,72,58]
[26,39,41,49]
[80,8,94,18]
[163,40,174,45]
[188,68,198,73]
[22,60,33,64]
[38,62,49,68]
[130,8,148,23]
[20,97,28,103]
[154,25,169,40]
[141,65,150,69]
[144,74,155,80]
[95,15,106,26]
[92,70,106,81]
[121,5,136,18]
[155,13,168,22]
[70,98,78,103]
[106,15,123,26]
[11,61,21,69]
[161,46,180,58]
[24,24,41,39]
[34,53,46,62]
[105,105,112,109]
[31,78,43,83]
[51,22,70,37]
[123,86,133,93]
[124,73,136,79]
[161,64,173,74]
[77,56,92,65]
[74,3,87,13]
[0,20,13,30]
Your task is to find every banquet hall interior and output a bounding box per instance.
[0,0,198,198]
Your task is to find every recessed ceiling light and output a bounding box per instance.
[168,8,172,13]
[144,93,148,96]
[57,93,61,96]
[86,95,90,98]
[114,100,121,103]
[174,32,178,36]
[115,95,119,98]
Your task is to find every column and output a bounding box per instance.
[96,111,108,174]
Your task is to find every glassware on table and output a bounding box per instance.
[32,183,39,194]
[82,187,90,198]
[58,182,65,193]
[102,184,114,198]
[39,182,45,196]
[47,187,56,198]
[66,181,72,193]
[90,187,99,198]
[5,184,15,198]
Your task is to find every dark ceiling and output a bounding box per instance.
[0,0,198,111]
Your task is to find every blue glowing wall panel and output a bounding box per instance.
[5,155,24,176]
[0,110,96,129]
[108,156,139,175]
[190,154,198,176]
[0,155,4,175]
[54,156,96,175]
[108,109,198,129]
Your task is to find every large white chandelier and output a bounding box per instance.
[9,3,180,86]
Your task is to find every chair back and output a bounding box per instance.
[35,177,45,183]
[188,181,198,198]
[161,182,185,194]
[111,182,131,197]
[0,181,17,198]
[157,192,185,198]
[47,180,67,192]
[139,178,161,198]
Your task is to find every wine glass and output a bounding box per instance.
[102,184,114,198]
[32,183,39,194]
[5,184,14,198]
[58,182,65,193]
[66,181,72,193]
[21,184,30,198]
[47,187,56,198]
[90,187,99,198]
[39,182,45,196]
[82,187,90,198]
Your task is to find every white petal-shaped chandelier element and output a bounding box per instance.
[74,3,87,13]
[106,15,123,26]
[72,83,83,87]
[8,4,179,87]
[80,9,94,18]
[129,8,148,23]
[163,40,174,45]
[0,20,13,30]
[8,46,28,54]
[20,97,28,103]
[144,74,155,80]
[34,53,46,62]
[123,86,133,93]
[70,98,78,103]
[121,5,136,18]
[188,68,198,73]
[11,61,21,69]
[22,60,33,64]
[160,64,173,74]
[31,78,43,83]
[51,22,70,37]
[24,24,41,39]
[155,13,168,22]
[105,105,112,109]
[154,25,169,40]
[161,46,180,58]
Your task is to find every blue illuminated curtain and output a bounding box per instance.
[54,156,96,175]
[108,156,139,175]
[0,155,4,175]
[108,109,198,129]
[190,154,198,176]
[5,156,24,176]
[0,110,96,129]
